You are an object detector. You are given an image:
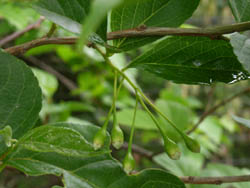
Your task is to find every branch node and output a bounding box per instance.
[136,24,147,31]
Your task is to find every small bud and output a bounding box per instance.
[123,152,135,174]
[183,135,200,153]
[111,125,124,149]
[0,126,12,147]
[93,128,106,150]
[163,137,181,160]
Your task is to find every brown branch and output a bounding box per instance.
[180,175,250,185]
[0,16,45,47]
[204,85,215,111]
[4,21,250,56]
[44,23,57,38]
[5,37,78,56]
[187,87,250,134]
[107,21,250,40]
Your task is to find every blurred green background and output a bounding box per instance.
[0,1,250,188]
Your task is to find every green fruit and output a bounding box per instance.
[123,152,135,174]
[111,125,124,149]
[163,136,181,160]
[93,128,107,150]
[183,134,200,153]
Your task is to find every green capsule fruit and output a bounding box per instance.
[111,125,124,149]
[93,128,106,150]
[183,134,200,153]
[123,152,135,174]
[163,136,181,160]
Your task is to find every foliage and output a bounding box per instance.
[0,0,250,187]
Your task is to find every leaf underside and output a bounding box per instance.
[129,36,249,85]
[231,33,250,73]
[33,0,106,40]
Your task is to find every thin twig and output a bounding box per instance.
[187,87,250,134]
[0,16,45,47]
[24,56,77,91]
[204,85,215,111]
[44,23,57,38]
[180,175,250,185]
[107,21,250,40]
[4,21,250,56]
[5,37,78,56]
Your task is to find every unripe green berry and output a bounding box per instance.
[93,128,106,150]
[123,152,135,174]
[111,125,124,149]
[163,136,181,160]
[183,134,200,153]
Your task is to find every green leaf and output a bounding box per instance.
[5,123,114,177]
[63,169,185,188]
[19,125,108,157]
[229,0,250,22]
[111,0,200,51]
[231,33,250,73]
[78,0,122,49]
[107,169,185,188]
[97,17,108,41]
[5,123,185,188]
[128,36,249,84]
[33,0,109,43]
[232,115,250,129]
[33,0,91,34]
[0,49,42,155]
